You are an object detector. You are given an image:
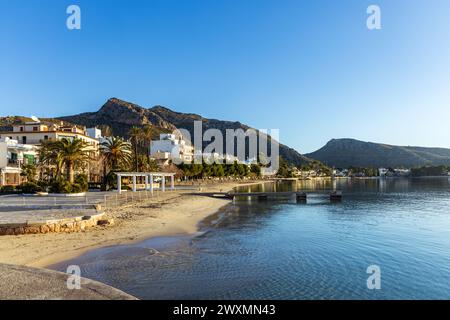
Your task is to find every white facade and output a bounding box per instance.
[200,152,240,164]
[394,168,411,177]
[0,137,38,186]
[150,133,194,164]
[86,127,103,139]
[378,168,388,177]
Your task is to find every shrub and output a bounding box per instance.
[0,185,16,193]
[71,183,83,193]
[74,174,88,192]
[48,177,90,194]
[50,178,72,194]
[20,182,42,194]
[37,180,49,192]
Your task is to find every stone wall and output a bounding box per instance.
[0,213,108,236]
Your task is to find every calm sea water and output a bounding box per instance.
[52,178,450,299]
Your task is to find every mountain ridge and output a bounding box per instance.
[58,98,312,166]
[305,138,450,168]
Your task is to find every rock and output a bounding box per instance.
[97,219,114,226]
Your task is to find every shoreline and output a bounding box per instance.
[0,180,267,269]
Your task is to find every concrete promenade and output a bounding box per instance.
[0,264,137,300]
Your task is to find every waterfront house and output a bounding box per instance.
[150,133,194,165]
[394,168,411,177]
[378,168,389,177]
[0,120,102,182]
[0,137,38,186]
[0,121,99,153]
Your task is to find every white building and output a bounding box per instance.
[0,121,100,156]
[394,168,411,177]
[378,168,389,177]
[150,133,194,165]
[0,137,38,186]
[86,127,102,139]
[0,120,104,183]
[200,152,240,164]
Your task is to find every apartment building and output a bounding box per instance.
[150,133,194,165]
[0,137,38,186]
[0,121,102,184]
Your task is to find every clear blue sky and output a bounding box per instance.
[1,0,450,153]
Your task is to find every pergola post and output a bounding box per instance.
[115,172,176,195]
[132,175,137,192]
[150,174,154,194]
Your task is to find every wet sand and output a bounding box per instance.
[0,181,261,268]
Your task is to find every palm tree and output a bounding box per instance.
[100,136,132,174]
[53,138,91,183]
[129,126,142,172]
[140,124,154,157]
[38,140,65,180]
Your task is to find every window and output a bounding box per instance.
[44,135,48,140]
[22,136,26,144]
[20,127,24,132]
[33,126,38,131]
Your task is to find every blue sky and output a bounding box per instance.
[1,0,450,153]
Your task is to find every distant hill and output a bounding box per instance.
[0,98,310,166]
[305,138,450,168]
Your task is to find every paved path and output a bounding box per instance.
[0,193,110,225]
[0,264,137,300]
[0,208,99,224]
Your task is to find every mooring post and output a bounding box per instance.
[117,174,122,194]
[258,195,268,201]
[296,192,307,203]
[330,191,343,202]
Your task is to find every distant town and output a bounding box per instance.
[1,117,449,191]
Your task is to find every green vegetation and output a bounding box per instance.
[300,160,332,176]
[277,157,332,178]
[48,174,89,194]
[100,136,133,190]
[128,125,158,172]
[20,163,38,183]
[276,158,295,178]
[38,138,91,183]
[411,166,448,177]
[19,182,43,194]
[100,136,133,172]
[18,138,93,194]
[348,167,378,177]
[177,161,260,179]
[0,185,17,194]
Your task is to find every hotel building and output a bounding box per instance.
[0,121,102,184]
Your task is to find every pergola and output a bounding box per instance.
[116,172,176,194]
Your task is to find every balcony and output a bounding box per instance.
[7,159,20,168]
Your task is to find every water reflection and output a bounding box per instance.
[52,178,450,300]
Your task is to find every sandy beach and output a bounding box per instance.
[0,181,255,268]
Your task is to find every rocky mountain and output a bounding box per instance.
[305,138,450,168]
[58,98,312,166]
